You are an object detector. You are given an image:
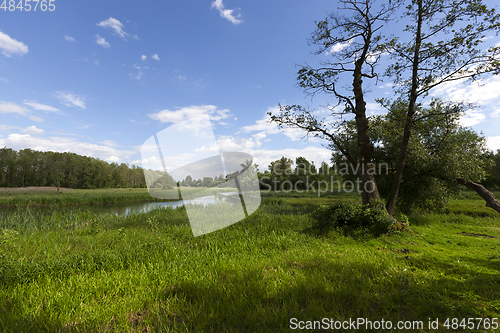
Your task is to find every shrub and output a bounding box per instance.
[312,201,396,237]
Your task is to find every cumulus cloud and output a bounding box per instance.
[64,35,75,42]
[211,0,243,25]
[149,105,231,124]
[141,55,147,61]
[151,54,160,61]
[22,125,45,135]
[215,135,264,152]
[487,136,500,152]
[0,30,28,57]
[96,35,110,48]
[96,17,128,38]
[23,101,61,113]
[54,91,86,109]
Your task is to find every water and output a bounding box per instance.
[0,193,241,216]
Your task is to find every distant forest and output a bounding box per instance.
[0,148,146,189]
[1,147,499,192]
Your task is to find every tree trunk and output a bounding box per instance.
[353,57,382,206]
[457,179,500,214]
[385,0,423,215]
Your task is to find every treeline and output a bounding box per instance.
[258,151,500,194]
[0,148,146,189]
[258,156,340,191]
[146,160,259,190]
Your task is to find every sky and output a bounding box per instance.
[1,0,499,172]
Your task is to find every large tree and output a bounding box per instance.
[269,0,399,205]
[383,0,500,214]
[373,99,497,212]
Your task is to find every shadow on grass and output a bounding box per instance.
[150,258,499,332]
[3,255,499,332]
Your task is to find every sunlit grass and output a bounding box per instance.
[0,194,499,332]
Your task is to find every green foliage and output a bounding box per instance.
[483,150,500,189]
[0,147,147,189]
[333,99,495,213]
[374,99,492,212]
[312,201,396,237]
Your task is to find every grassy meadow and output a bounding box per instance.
[0,190,499,332]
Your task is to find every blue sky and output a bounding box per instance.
[1,0,499,172]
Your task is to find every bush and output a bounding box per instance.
[312,201,396,237]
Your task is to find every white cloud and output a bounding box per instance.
[132,71,144,80]
[0,133,135,162]
[107,156,120,163]
[152,54,160,61]
[0,77,9,83]
[96,35,110,48]
[216,135,263,152]
[211,0,243,25]
[379,83,393,89]
[96,17,128,38]
[240,107,311,142]
[365,102,385,116]
[0,125,18,132]
[100,140,119,147]
[149,105,231,124]
[491,108,500,118]
[54,91,86,109]
[487,136,500,152]
[0,101,43,122]
[177,74,187,81]
[23,101,61,113]
[22,125,45,135]
[459,110,486,127]
[326,40,352,55]
[0,30,28,57]
[141,55,147,61]
[0,101,30,116]
[64,35,75,42]
[432,75,500,104]
[49,130,77,136]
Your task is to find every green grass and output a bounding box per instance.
[0,188,156,208]
[0,193,499,332]
[0,187,238,208]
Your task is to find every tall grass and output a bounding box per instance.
[0,188,157,208]
[0,187,239,208]
[0,196,499,332]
